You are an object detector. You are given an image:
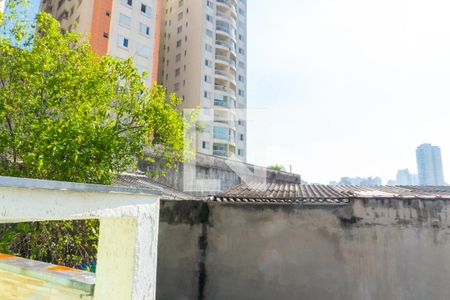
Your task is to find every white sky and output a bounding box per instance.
[246,0,450,184]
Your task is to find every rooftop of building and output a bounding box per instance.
[210,183,450,204]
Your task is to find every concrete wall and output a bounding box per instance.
[157,199,450,300]
[139,152,301,196]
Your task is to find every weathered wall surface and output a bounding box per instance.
[157,199,450,300]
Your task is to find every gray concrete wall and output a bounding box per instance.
[157,199,450,300]
[139,152,301,196]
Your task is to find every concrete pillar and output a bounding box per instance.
[94,203,160,300]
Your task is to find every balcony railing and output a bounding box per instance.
[215,40,236,53]
[214,97,236,108]
[216,11,237,26]
[213,149,228,157]
[215,55,237,68]
[217,0,232,9]
[214,84,229,93]
[216,26,236,39]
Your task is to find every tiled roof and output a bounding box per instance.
[210,183,450,204]
[114,173,199,201]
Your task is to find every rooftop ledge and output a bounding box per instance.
[0,175,162,196]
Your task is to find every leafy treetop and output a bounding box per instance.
[0,9,194,185]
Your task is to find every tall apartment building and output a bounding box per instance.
[416,143,446,186]
[158,0,247,162]
[40,0,161,84]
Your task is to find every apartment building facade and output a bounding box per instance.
[40,0,161,84]
[158,0,247,161]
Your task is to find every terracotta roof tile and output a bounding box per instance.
[210,183,450,204]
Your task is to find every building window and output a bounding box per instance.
[141,3,152,17]
[204,75,212,83]
[176,53,181,62]
[238,149,245,156]
[206,29,213,38]
[174,82,180,91]
[176,40,182,47]
[240,134,244,141]
[119,14,131,28]
[238,89,245,96]
[205,59,212,67]
[139,23,150,36]
[205,44,213,52]
[178,0,184,6]
[121,0,132,6]
[213,143,227,156]
[206,0,213,8]
[238,75,245,82]
[118,36,129,48]
[213,127,229,140]
[175,68,180,76]
[204,91,211,99]
[239,47,245,55]
[206,14,213,22]
[137,44,151,57]
[202,141,209,149]
[177,25,182,33]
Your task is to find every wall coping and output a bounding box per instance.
[0,175,162,196]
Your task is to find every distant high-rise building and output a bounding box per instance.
[416,143,445,186]
[39,0,162,86]
[395,169,419,185]
[158,0,247,161]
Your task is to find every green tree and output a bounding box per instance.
[0,3,193,267]
[268,164,286,172]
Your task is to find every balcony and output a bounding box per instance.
[214,84,232,94]
[213,149,228,157]
[217,0,233,9]
[215,55,237,70]
[216,11,237,27]
[217,0,237,18]
[215,40,236,54]
[216,23,236,40]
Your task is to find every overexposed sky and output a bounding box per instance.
[247,0,450,183]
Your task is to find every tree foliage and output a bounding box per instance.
[0,3,193,267]
[268,164,286,172]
